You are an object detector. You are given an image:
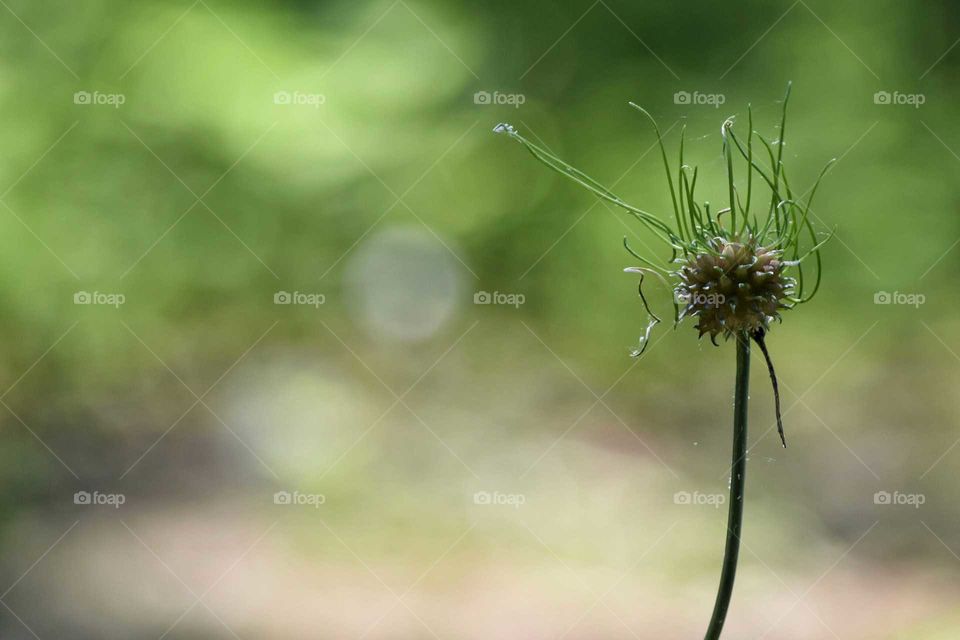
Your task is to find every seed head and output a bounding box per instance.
[494,82,831,351]
[496,84,827,447]
[676,236,794,342]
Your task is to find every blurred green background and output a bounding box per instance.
[1,0,959,637]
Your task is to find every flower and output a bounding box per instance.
[496,83,832,447]
[495,83,831,346]
[676,235,794,342]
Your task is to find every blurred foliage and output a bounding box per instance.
[1,0,959,637]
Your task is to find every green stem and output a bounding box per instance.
[704,333,750,640]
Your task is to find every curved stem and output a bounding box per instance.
[704,333,750,639]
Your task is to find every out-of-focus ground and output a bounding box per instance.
[1,1,960,638]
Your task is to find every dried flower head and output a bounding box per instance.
[495,83,833,446]
[677,235,794,341]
